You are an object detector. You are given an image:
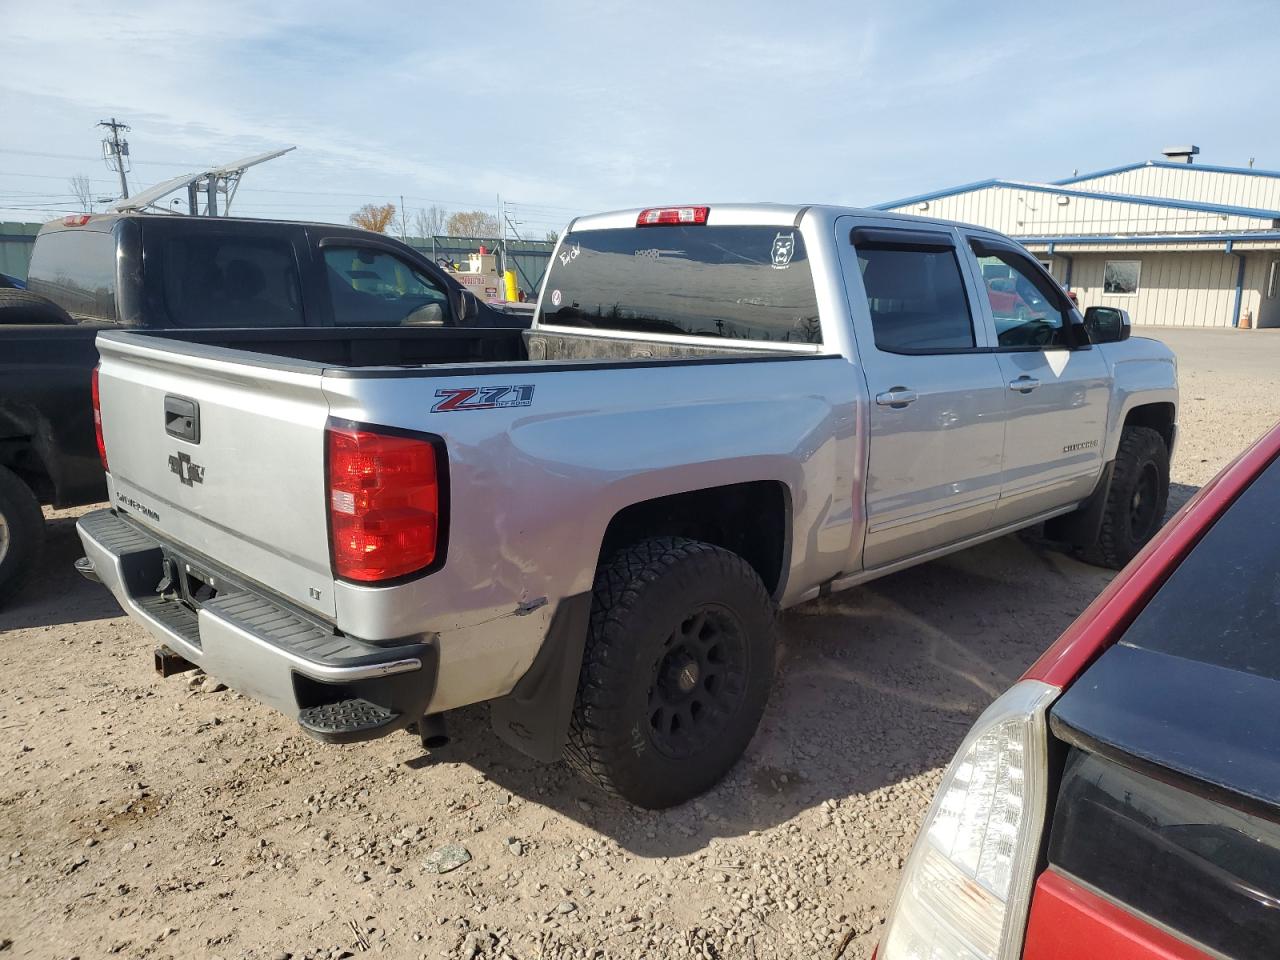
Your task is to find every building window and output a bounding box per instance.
[1104,260,1141,296]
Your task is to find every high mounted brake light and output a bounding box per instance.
[91,365,107,471]
[326,423,446,583]
[62,214,92,226]
[636,206,709,226]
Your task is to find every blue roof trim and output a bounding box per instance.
[1055,159,1280,185]
[874,179,1280,219]
[1017,231,1280,246]
[869,178,1004,211]
[1049,162,1149,184]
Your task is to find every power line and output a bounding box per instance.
[0,147,204,168]
[0,166,578,217]
[0,171,119,185]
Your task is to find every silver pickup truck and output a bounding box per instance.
[77,204,1177,808]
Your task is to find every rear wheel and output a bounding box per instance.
[1083,426,1169,569]
[0,466,45,608]
[565,537,776,808]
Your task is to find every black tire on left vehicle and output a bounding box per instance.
[564,537,777,809]
[0,288,73,325]
[1082,425,1170,570]
[0,465,45,608]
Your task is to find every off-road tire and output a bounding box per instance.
[0,465,45,608]
[1082,426,1169,569]
[565,537,777,809]
[0,288,72,325]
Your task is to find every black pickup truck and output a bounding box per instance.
[0,213,523,606]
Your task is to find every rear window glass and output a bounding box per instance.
[158,235,303,328]
[537,225,822,343]
[26,227,118,321]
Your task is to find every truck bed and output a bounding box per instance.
[123,325,810,374]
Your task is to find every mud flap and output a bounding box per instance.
[489,592,592,762]
[1045,459,1115,547]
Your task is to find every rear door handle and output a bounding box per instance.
[1008,376,1040,393]
[876,388,918,408]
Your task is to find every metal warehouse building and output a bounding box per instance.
[876,147,1280,328]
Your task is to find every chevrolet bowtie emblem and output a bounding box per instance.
[168,451,205,486]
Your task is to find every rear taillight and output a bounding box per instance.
[636,206,709,226]
[326,423,445,583]
[62,214,92,227]
[91,365,108,470]
[880,680,1058,960]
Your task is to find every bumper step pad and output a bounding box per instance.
[298,699,401,742]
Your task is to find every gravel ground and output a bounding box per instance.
[2,329,1279,960]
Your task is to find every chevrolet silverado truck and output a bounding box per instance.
[75,204,1177,808]
[0,212,519,606]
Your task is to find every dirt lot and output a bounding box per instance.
[3,329,1278,960]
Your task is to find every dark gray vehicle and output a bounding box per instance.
[0,213,520,606]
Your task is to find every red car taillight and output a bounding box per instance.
[326,423,445,583]
[91,365,108,471]
[878,680,1057,960]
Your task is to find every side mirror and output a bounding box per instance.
[456,289,473,324]
[1083,305,1131,343]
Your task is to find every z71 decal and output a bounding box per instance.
[432,385,536,413]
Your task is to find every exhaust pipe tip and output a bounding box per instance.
[74,556,101,584]
[417,713,449,750]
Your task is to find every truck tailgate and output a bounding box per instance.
[96,333,336,619]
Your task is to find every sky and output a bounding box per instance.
[2,0,1278,236]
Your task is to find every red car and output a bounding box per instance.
[877,419,1280,960]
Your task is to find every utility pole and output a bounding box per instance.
[496,194,506,276]
[399,194,408,241]
[98,117,131,199]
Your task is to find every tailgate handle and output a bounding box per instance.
[164,395,200,443]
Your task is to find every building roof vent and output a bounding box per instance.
[1161,145,1200,164]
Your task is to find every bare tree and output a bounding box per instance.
[412,205,449,238]
[445,210,501,238]
[350,202,397,234]
[544,230,559,243]
[69,174,94,213]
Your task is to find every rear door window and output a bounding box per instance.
[537,224,822,344]
[25,227,118,321]
[323,247,450,326]
[157,234,303,327]
[851,231,975,352]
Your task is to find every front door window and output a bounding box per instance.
[975,249,1071,349]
